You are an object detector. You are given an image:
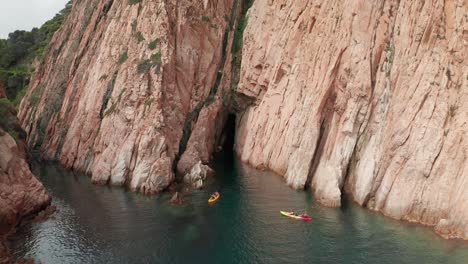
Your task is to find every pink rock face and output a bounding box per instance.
[177,99,226,175]
[0,129,51,262]
[236,0,467,239]
[0,131,51,227]
[17,0,467,240]
[18,0,236,194]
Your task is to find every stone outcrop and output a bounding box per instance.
[170,191,183,205]
[18,0,241,194]
[183,161,215,189]
[177,99,226,175]
[235,0,467,239]
[0,128,51,263]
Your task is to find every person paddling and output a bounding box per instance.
[208,191,220,203]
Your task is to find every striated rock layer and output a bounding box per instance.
[236,0,467,239]
[19,0,241,194]
[0,128,51,263]
[18,0,467,240]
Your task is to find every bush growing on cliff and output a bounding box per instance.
[13,85,27,107]
[229,0,254,100]
[99,74,117,119]
[148,38,160,50]
[137,51,163,74]
[137,60,151,74]
[0,98,12,116]
[128,0,141,5]
[0,98,20,141]
[151,51,162,66]
[136,32,145,43]
[118,51,128,64]
[29,85,44,107]
[0,66,31,100]
[232,0,254,55]
[0,1,71,105]
[233,16,248,54]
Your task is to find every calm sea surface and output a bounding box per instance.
[12,152,468,263]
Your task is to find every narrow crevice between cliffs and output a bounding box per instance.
[99,71,118,119]
[334,1,401,208]
[225,0,256,113]
[304,102,335,190]
[173,0,248,175]
[173,29,230,174]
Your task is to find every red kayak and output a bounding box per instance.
[280,211,312,221]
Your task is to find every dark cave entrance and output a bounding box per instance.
[210,113,238,186]
[221,113,237,158]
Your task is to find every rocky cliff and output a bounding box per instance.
[18,0,467,239]
[0,108,51,263]
[235,0,467,239]
[18,0,241,194]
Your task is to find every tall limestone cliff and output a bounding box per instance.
[18,0,467,239]
[235,0,467,239]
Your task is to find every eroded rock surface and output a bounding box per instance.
[235,0,467,239]
[183,161,215,189]
[0,129,51,263]
[19,0,239,194]
[17,0,467,240]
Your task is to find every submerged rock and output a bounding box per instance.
[183,161,215,189]
[170,192,183,205]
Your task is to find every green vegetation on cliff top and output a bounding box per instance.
[0,1,71,104]
[0,1,71,140]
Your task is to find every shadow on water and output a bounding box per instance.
[10,151,468,263]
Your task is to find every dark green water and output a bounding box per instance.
[12,153,468,263]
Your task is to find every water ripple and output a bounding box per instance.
[10,156,468,264]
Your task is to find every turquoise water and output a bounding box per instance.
[12,153,468,263]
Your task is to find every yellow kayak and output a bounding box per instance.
[280,211,312,221]
[208,192,220,203]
